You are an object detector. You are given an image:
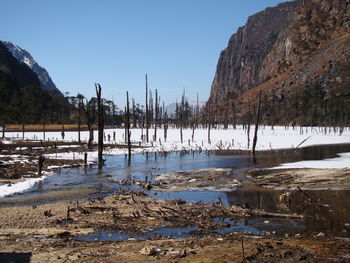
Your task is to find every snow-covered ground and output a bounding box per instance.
[1,125,350,198]
[0,174,48,198]
[272,152,350,169]
[4,125,350,154]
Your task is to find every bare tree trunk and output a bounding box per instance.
[180,101,183,144]
[154,89,158,142]
[145,74,149,143]
[252,91,262,157]
[126,91,132,164]
[22,123,25,140]
[43,123,46,140]
[112,96,116,128]
[96,83,104,168]
[247,100,251,149]
[164,110,168,142]
[124,107,127,143]
[78,100,81,143]
[207,106,211,144]
[192,93,198,142]
[38,156,45,177]
[2,123,5,138]
[83,99,95,149]
[60,101,65,140]
[88,127,93,148]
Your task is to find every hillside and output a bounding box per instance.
[0,41,63,125]
[208,0,350,126]
[2,41,62,97]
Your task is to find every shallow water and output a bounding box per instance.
[1,143,350,238]
[4,143,350,206]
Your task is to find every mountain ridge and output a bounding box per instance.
[2,41,62,97]
[208,0,350,126]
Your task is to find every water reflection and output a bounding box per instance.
[227,189,350,236]
[1,143,350,237]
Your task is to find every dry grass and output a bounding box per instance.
[7,124,91,132]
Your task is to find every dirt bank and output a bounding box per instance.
[249,168,350,189]
[1,233,350,263]
[154,168,241,191]
[0,191,349,262]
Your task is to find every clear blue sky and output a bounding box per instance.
[0,0,289,107]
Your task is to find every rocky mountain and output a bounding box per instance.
[209,0,350,126]
[2,41,62,96]
[0,41,64,124]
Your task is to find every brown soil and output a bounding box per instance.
[1,139,350,262]
[0,143,91,183]
[249,168,350,189]
[153,168,241,191]
[0,139,141,183]
[0,192,349,262]
[6,124,91,132]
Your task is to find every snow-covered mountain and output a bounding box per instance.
[2,41,62,96]
[165,100,205,117]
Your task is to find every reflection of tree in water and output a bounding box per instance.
[226,189,283,212]
[226,188,350,237]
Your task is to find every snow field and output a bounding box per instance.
[2,125,350,198]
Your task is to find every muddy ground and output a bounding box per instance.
[0,142,90,185]
[1,140,350,262]
[0,192,349,263]
[0,139,142,185]
[249,168,350,190]
[153,168,241,191]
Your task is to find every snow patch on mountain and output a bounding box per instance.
[2,41,62,96]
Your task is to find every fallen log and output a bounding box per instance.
[246,209,304,219]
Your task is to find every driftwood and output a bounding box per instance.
[295,136,311,149]
[246,209,304,219]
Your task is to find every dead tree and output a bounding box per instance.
[2,123,5,138]
[38,155,45,176]
[192,93,199,142]
[77,94,84,143]
[154,89,158,141]
[207,103,211,144]
[61,101,65,140]
[126,91,132,164]
[22,123,25,140]
[42,122,46,141]
[179,101,183,144]
[96,83,104,168]
[252,90,262,157]
[247,100,251,149]
[145,74,149,142]
[112,96,116,128]
[164,109,168,142]
[84,99,96,149]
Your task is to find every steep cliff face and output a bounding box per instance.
[209,0,350,126]
[209,1,300,104]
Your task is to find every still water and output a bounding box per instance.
[1,143,350,238]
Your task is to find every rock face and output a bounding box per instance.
[210,1,300,103]
[2,41,62,97]
[209,0,350,126]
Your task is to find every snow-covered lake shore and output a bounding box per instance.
[4,125,350,153]
[1,125,350,198]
